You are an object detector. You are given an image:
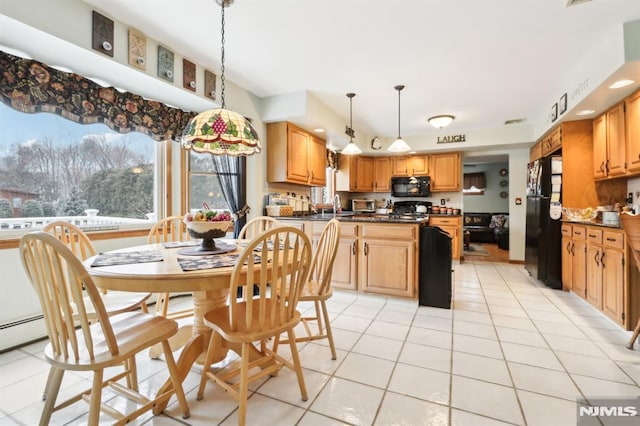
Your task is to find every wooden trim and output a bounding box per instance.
[0,228,150,250]
[509,260,525,265]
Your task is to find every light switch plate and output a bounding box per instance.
[157,46,174,82]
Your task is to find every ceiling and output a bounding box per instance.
[3,0,640,152]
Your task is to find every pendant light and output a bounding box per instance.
[180,0,261,156]
[388,85,411,153]
[341,92,362,155]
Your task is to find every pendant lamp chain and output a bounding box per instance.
[396,84,404,139]
[220,0,227,108]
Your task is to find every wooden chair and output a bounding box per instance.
[275,219,341,359]
[147,216,191,319]
[44,221,151,318]
[619,212,640,349]
[196,226,312,426]
[19,232,189,425]
[237,215,280,239]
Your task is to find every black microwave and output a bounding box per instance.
[391,176,431,197]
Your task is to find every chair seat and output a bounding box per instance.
[80,291,152,318]
[298,280,332,302]
[45,311,177,370]
[203,301,301,344]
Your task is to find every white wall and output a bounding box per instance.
[508,148,530,262]
[462,162,510,213]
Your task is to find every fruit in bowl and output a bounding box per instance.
[562,207,597,221]
[184,207,233,238]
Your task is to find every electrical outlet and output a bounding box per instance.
[440,199,446,205]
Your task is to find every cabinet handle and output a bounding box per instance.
[594,250,600,266]
[570,242,575,255]
[574,231,582,235]
[600,162,605,173]
[352,241,356,255]
[588,234,597,238]
[606,237,616,242]
[364,242,368,255]
[601,251,605,268]
[566,241,571,254]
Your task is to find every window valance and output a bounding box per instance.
[0,50,196,141]
[463,172,486,190]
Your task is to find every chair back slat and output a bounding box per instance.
[20,232,119,362]
[44,221,96,261]
[229,226,311,333]
[309,219,341,296]
[147,216,190,243]
[238,216,280,239]
[621,212,640,271]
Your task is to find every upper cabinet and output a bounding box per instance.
[530,141,542,162]
[429,152,461,192]
[541,126,562,157]
[391,154,429,176]
[593,102,626,180]
[266,122,326,186]
[373,157,392,192]
[626,90,640,174]
[336,155,374,192]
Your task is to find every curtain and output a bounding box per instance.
[463,172,486,190]
[0,50,195,141]
[212,156,247,237]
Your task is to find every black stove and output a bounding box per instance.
[392,200,432,219]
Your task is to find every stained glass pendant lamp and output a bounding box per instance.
[181,0,261,156]
[341,92,362,155]
[387,85,411,153]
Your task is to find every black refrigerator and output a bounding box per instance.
[525,156,562,289]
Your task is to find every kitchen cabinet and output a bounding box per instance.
[562,224,587,299]
[540,126,562,157]
[391,155,429,177]
[373,157,392,192]
[360,224,417,298]
[530,141,542,162]
[626,89,640,174]
[593,102,626,179]
[323,222,358,291]
[430,152,461,192]
[336,155,374,192]
[601,230,625,325]
[266,122,326,186]
[429,216,461,260]
[561,224,573,291]
[585,228,603,310]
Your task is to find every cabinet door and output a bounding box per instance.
[572,239,587,299]
[391,157,410,176]
[586,243,603,310]
[331,237,358,291]
[606,103,626,177]
[286,126,311,184]
[308,134,327,186]
[561,235,573,291]
[593,114,607,179]
[373,157,392,192]
[355,157,374,192]
[626,90,640,173]
[430,152,461,191]
[602,248,625,325]
[411,155,429,176]
[360,238,415,297]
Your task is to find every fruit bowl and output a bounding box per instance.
[184,220,231,238]
[562,207,597,222]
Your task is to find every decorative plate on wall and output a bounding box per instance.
[500,179,508,187]
[499,168,508,176]
[500,191,508,198]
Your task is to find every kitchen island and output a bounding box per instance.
[276,213,461,299]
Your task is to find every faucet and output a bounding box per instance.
[333,194,342,214]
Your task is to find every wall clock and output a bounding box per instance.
[371,137,382,150]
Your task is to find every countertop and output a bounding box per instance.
[561,219,622,229]
[274,213,461,225]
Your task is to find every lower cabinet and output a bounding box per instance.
[562,222,629,328]
[324,223,358,291]
[429,216,462,260]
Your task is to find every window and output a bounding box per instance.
[187,151,243,213]
[0,102,157,229]
[463,172,486,195]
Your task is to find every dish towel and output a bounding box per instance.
[91,250,164,267]
[177,253,262,271]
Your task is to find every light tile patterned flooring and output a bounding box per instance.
[2,259,640,425]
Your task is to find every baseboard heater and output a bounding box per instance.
[0,314,44,330]
[0,314,47,353]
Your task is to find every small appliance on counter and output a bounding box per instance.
[352,199,375,213]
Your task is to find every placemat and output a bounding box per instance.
[91,250,164,267]
[238,240,286,252]
[177,253,262,271]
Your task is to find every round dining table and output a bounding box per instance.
[83,239,267,413]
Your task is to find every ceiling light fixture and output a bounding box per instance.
[428,114,455,129]
[575,109,595,116]
[388,85,411,153]
[180,0,261,156]
[341,93,362,155]
[609,79,634,89]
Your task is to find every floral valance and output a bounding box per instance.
[0,50,196,141]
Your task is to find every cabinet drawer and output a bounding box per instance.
[339,223,358,237]
[586,228,602,244]
[430,217,460,227]
[571,225,586,240]
[361,224,416,239]
[561,224,572,237]
[603,230,624,249]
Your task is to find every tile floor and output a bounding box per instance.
[2,259,640,425]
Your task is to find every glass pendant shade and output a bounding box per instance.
[388,137,411,153]
[181,108,261,156]
[428,114,455,129]
[342,141,362,155]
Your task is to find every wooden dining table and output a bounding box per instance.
[82,239,268,413]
